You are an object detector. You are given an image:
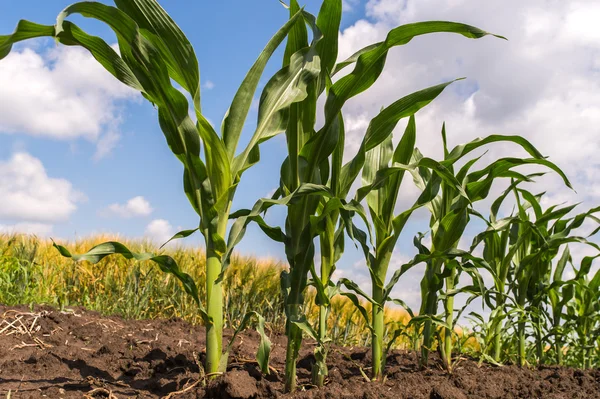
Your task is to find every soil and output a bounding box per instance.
[0,305,598,399]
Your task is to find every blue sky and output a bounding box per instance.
[1,0,599,310]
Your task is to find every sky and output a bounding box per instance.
[1,0,599,311]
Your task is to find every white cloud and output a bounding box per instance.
[105,196,153,218]
[342,0,360,12]
[144,219,174,244]
[93,130,121,161]
[202,80,215,90]
[0,152,84,224]
[0,44,138,159]
[338,0,600,209]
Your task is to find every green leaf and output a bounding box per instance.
[291,315,321,343]
[114,0,200,108]
[315,0,342,88]
[232,10,322,177]
[222,8,304,159]
[339,80,458,197]
[222,311,272,375]
[52,240,207,321]
[327,22,501,114]
[159,228,199,249]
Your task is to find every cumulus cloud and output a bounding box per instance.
[0,44,138,159]
[338,0,600,209]
[0,152,84,224]
[342,0,360,12]
[144,219,174,244]
[103,196,154,218]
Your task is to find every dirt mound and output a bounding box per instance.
[0,305,597,398]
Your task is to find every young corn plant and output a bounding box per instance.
[0,0,325,376]
[229,3,505,390]
[341,116,474,380]
[505,189,599,366]
[469,174,544,362]
[409,126,572,371]
[565,254,600,369]
[545,245,573,365]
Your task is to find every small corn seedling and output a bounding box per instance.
[0,0,332,376]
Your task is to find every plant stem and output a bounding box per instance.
[284,255,308,393]
[420,261,438,369]
[372,281,385,380]
[555,338,563,365]
[517,319,526,367]
[312,225,334,387]
[535,314,544,366]
[204,218,228,376]
[205,244,223,375]
[492,281,506,362]
[581,327,589,369]
[285,304,302,392]
[443,267,456,372]
[312,305,327,387]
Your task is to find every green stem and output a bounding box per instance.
[312,218,336,387]
[372,282,384,380]
[493,316,503,362]
[312,306,328,387]
[581,327,589,369]
[443,267,456,372]
[205,244,224,375]
[420,262,438,369]
[285,305,302,392]
[555,337,563,365]
[516,290,527,367]
[371,248,393,380]
[517,319,526,367]
[492,283,505,362]
[204,216,229,376]
[535,314,543,366]
[284,254,308,393]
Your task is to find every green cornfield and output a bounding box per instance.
[0,0,598,395]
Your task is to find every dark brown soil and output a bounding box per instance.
[0,305,598,398]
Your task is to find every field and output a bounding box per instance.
[1,0,599,397]
[0,235,408,349]
[0,235,599,398]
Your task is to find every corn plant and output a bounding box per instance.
[505,193,600,366]
[468,174,544,362]
[228,2,506,390]
[0,0,332,376]
[406,127,572,371]
[544,245,573,365]
[340,116,480,380]
[564,254,600,369]
[473,182,600,366]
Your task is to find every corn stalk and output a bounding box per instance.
[0,0,329,376]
